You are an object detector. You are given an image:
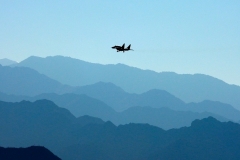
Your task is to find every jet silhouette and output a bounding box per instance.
[112,43,133,52]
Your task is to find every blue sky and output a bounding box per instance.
[1,1,240,85]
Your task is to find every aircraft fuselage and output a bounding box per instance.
[112,43,133,52]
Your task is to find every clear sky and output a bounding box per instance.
[1,1,240,85]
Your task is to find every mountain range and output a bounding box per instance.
[2,55,240,159]
[73,82,240,122]
[0,146,61,160]
[1,64,240,122]
[0,100,104,158]
[1,99,240,160]
[1,64,240,128]
[15,55,240,110]
[0,65,73,96]
[0,89,238,130]
[73,82,185,111]
[0,58,17,66]
[41,82,240,122]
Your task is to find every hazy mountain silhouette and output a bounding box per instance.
[0,92,116,121]
[74,82,186,111]
[33,93,116,121]
[0,85,239,127]
[74,115,104,127]
[0,146,61,160]
[114,106,227,129]
[0,100,105,159]
[74,82,129,111]
[0,100,240,159]
[3,60,237,123]
[185,100,240,122]
[0,100,75,150]
[0,91,29,102]
[148,117,240,160]
[0,65,73,96]
[16,55,240,110]
[33,93,228,129]
[1,65,238,122]
[0,93,229,130]
[73,82,240,122]
[0,58,17,66]
[61,117,240,160]
[27,94,234,129]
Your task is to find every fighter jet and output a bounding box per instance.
[112,43,133,52]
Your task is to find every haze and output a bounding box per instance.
[1,1,240,86]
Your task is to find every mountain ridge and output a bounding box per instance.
[16,55,240,110]
[0,65,73,96]
[0,58,17,66]
[1,99,240,160]
[0,146,61,160]
[0,93,232,130]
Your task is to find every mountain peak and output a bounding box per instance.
[77,81,126,93]
[191,116,222,128]
[16,55,240,110]
[0,58,17,66]
[0,65,66,96]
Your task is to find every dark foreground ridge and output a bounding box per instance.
[1,100,240,160]
[0,146,61,160]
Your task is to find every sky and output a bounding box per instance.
[0,0,240,85]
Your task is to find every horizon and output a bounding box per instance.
[1,1,239,85]
[1,55,239,87]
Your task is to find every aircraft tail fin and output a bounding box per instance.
[127,44,131,50]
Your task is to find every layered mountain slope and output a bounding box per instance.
[185,100,240,121]
[0,65,73,96]
[0,94,229,130]
[73,82,240,121]
[74,82,186,111]
[0,100,240,160]
[16,56,240,110]
[0,58,17,66]
[0,100,104,159]
[28,94,235,129]
[149,117,240,160]
[33,93,116,121]
[0,76,239,123]
[60,117,240,160]
[0,100,76,150]
[114,106,227,129]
